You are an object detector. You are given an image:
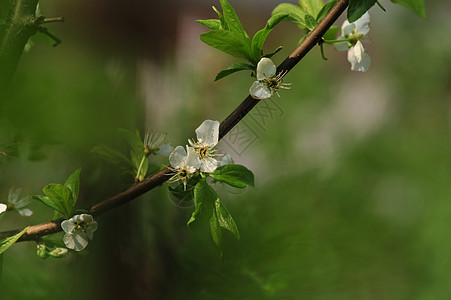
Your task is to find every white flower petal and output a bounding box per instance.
[18,208,33,217]
[256,57,277,81]
[61,219,76,233]
[348,41,370,72]
[184,146,201,171]
[169,145,187,169]
[335,40,349,52]
[155,144,173,157]
[200,157,218,173]
[195,120,219,147]
[250,81,272,99]
[0,203,7,215]
[354,12,370,36]
[341,20,354,37]
[64,231,89,251]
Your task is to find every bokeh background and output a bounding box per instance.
[1,0,450,299]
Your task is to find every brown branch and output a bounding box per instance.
[0,0,349,243]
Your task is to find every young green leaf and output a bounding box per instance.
[316,0,338,22]
[214,62,255,81]
[212,6,229,30]
[210,164,255,188]
[0,227,29,255]
[43,184,74,218]
[32,195,65,215]
[196,19,222,30]
[304,13,318,31]
[323,25,340,41]
[209,198,240,247]
[347,0,377,22]
[272,3,306,28]
[200,30,252,60]
[91,144,132,167]
[390,0,425,18]
[299,0,325,17]
[214,198,240,240]
[64,168,81,207]
[210,206,222,247]
[250,13,289,63]
[219,0,249,41]
[187,179,216,226]
[264,46,284,59]
[168,183,195,203]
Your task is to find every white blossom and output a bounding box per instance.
[249,58,291,99]
[5,187,33,217]
[0,203,6,215]
[336,12,371,72]
[169,145,200,188]
[61,214,98,251]
[188,120,220,173]
[144,132,173,157]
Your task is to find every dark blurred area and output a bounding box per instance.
[1,0,450,299]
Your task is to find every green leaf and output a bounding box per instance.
[209,198,240,247]
[264,46,284,59]
[347,0,377,22]
[200,30,252,60]
[32,195,65,215]
[390,0,425,18]
[212,6,229,30]
[210,164,255,188]
[64,168,81,206]
[323,25,340,40]
[210,205,222,247]
[304,13,318,31]
[214,198,240,240]
[43,184,74,218]
[118,128,143,155]
[316,0,338,22]
[91,145,132,167]
[0,227,29,254]
[214,62,255,81]
[0,253,3,280]
[251,13,289,62]
[187,179,216,226]
[299,0,325,16]
[168,183,195,203]
[219,0,249,41]
[272,3,306,28]
[196,19,222,30]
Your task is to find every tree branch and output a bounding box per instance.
[0,0,39,90]
[0,0,349,243]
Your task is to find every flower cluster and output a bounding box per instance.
[169,120,231,188]
[61,214,98,251]
[335,12,371,72]
[250,58,291,100]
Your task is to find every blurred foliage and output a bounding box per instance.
[1,0,450,299]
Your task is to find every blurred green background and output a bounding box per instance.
[1,0,450,299]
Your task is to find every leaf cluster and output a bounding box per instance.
[197,0,288,81]
[169,164,254,249]
[32,168,81,219]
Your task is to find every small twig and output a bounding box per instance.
[42,17,65,24]
[37,26,62,47]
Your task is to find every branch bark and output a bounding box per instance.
[0,0,39,90]
[0,0,349,242]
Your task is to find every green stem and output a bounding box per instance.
[0,0,39,90]
[323,38,350,44]
[135,155,147,181]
